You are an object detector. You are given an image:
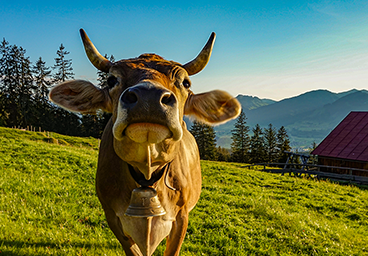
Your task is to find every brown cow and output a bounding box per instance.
[49,29,241,256]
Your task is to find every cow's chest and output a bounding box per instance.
[118,212,174,255]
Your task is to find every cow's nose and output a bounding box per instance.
[120,85,176,108]
[160,91,176,106]
[121,89,138,105]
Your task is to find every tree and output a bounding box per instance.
[48,106,81,136]
[276,126,291,164]
[230,110,250,163]
[97,54,115,88]
[249,124,266,164]
[32,57,52,129]
[217,146,231,162]
[52,44,74,83]
[17,46,35,127]
[50,43,81,135]
[263,123,278,163]
[190,121,217,160]
[79,110,109,138]
[308,141,318,164]
[95,54,114,134]
[78,54,116,138]
[0,38,10,125]
[0,42,34,127]
[33,57,51,102]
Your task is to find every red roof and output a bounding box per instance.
[311,111,368,162]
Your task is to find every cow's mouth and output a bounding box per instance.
[124,123,172,144]
[128,162,176,191]
[128,162,168,187]
[113,121,182,180]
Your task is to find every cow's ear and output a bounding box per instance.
[184,90,241,125]
[49,80,113,113]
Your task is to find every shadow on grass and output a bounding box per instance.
[326,179,368,190]
[0,239,122,255]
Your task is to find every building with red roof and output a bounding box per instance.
[311,111,368,177]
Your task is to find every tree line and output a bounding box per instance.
[190,110,291,164]
[0,38,112,138]
[0,38,291,164]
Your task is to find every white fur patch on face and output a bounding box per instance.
[112,100,128,140]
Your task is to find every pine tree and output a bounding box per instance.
[0,38,9,80]
[276,126,291,164]
[95,54,114,133]
[0,38,10,126]
[52,44,74,83]
[190,121,217,160]
[97,54,115,88]
[33,57,51,102]
[230,110,250,163]
[0,42,34,127]
[32,57,52,130]
[263,123,278,163]
[249,124,266,164]
[50,43,81,136]
[18,47,35,126]
[79,110,109,138]
[80,113,101,138]
[48,106,81,136]
[308,141,318,164]
[217,146,231,162]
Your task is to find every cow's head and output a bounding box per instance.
[50,29,241,181]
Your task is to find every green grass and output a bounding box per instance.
[0,127,367,255]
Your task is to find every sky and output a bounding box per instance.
[1,0,368,100]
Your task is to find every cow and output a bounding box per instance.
[49,29,241,256]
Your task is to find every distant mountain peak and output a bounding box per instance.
[236,94,276,110]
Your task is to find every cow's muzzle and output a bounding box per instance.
[113,82,183,142]
[125,123,171,144]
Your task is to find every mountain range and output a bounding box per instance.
[213,89,368,149]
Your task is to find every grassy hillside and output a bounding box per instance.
[1,127,367,255]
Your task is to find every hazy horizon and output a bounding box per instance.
[236,88,368,101]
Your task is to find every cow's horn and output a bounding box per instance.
[183,32,216,76]
[80,29,113,73]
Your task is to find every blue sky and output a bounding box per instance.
[1,0,368,100]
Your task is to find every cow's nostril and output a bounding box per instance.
[161,92,175,106]
[122,90,138,104]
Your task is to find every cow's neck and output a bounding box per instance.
[127,142,172,181]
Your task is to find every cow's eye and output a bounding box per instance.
[182,79,191,89]
[107,76,118,88]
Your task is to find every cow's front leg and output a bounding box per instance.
[164,210,189,256]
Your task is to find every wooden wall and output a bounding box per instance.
[318,156,368,177]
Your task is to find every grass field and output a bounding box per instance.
[0,127,367,255]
